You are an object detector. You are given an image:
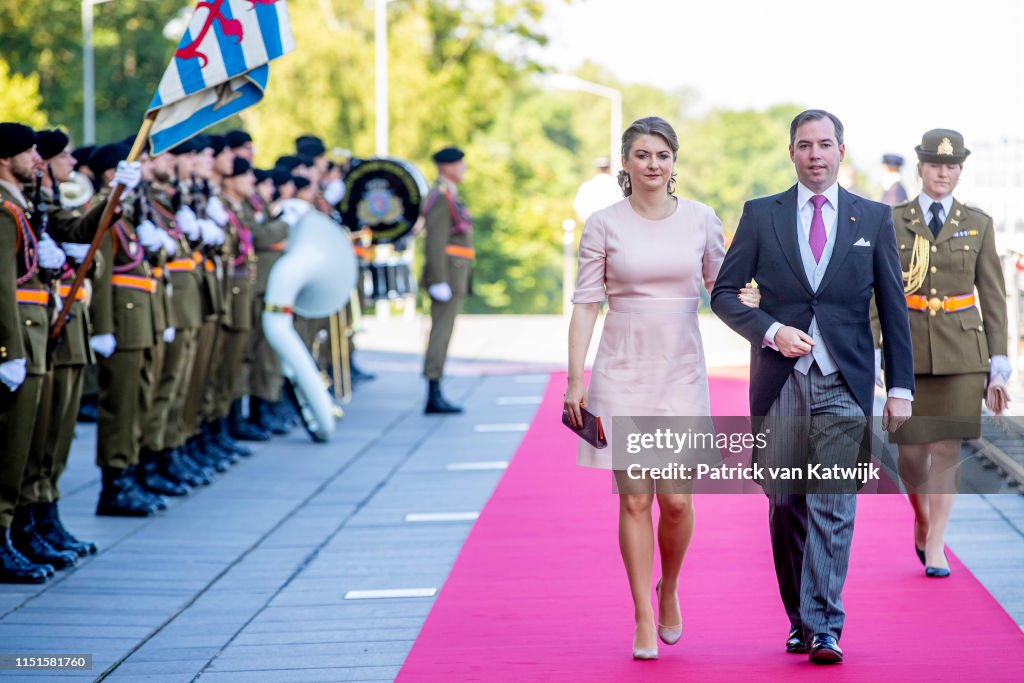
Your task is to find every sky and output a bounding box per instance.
[538,0,1024,193]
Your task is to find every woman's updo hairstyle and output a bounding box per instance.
[617,116,680,197]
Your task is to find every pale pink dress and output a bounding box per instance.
[572,198,725,469]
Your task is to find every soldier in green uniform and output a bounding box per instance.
[880,129,1009,578]
[21,128,99,559]
[211,157,263,443]
[246,167,291,435]
[421,147,472,414]
[89,143,167,517]
[0,124,124,581]
[141,143,210,488]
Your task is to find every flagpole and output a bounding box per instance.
[50,113,157,341]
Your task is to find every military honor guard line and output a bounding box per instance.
[0,120,475,585]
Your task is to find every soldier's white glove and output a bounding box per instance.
[323,178,346,205]
[37,234,67,269]
[205,195,230,227]
[990,354,1012,387]
[428,282,452,302]
[90,333,117,358]
[60,242,90,261]
[278,198,312,227]
[175,206,201,241]
[198,218,225,246]
[111,160,142,190]
[0,358,27,392]
[163,327,176,344]
[135,219,164,252]
[159,230,178,256]
[874,349,884,389]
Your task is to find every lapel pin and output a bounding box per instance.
[850,217,856,222]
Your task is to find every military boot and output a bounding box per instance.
[96,467,157,517]
[31,502,96,557]
[215,415,252,457]
[229,399,269,443]
[159,447,204,488]
[137,449,190,497]
[0,527,51,584]
[425,379,463,414]
[10,506,78,570]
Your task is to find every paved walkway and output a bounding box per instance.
[0,314,1020,681]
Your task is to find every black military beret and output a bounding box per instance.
[228,157,251,178]
[0,122,37,159]
[192,135,213,153]
[208,134,228,156]
[274,155,303,172]
[88,143,130,178]
[291,175,311,191]
[253,168,273,184]
[881,153,904,167]
[168,138,196,156]
[295,135,326,158]
[225,129,252,149]
[36,128,70,160]
[432,146,464,164]
[71,145,95,169]
[271,168,294,187]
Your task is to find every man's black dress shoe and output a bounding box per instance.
[786,627,807,653]
[808,633,843,664]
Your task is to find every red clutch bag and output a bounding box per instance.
[562,406,608,449]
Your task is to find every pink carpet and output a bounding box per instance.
[398,372,1024,681]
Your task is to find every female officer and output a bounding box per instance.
[890,129,1010,577]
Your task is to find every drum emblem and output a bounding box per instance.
[357,179,403,226]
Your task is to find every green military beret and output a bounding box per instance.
[915,129,970,164]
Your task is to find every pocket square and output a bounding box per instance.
[853,238,871,247]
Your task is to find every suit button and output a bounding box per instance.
[126,302,134,310]
[979,325,984,331]
[929,310,936,317]
[232,286,240,294]
[930,266,937,274]
[900,243,906,249]
[964,245,970,251]
[24,319,32,327]
[931,246,937,253]
[930,288,937,295]
[811,299,818,305]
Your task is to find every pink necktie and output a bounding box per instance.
[808,194,828,263]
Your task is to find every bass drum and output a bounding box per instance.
[338,157,429,244]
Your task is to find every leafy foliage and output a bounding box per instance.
[1,0,806,312]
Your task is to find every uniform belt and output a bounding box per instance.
[58,285,87,301]
[15,288,49,305]
[111,274,157,293]
[166,258,196,272]
[445,245,475,259]
[906,293,975,314]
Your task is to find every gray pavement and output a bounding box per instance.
[1,314,1022,681]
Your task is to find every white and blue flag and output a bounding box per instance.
[147,0,295,155]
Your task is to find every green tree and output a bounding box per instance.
[0,58,48,127]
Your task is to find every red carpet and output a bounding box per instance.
[398,372,1024,681]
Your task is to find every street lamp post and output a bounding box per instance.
[546,74,622,172]
[375,0,388,157]
[82,0,115,145]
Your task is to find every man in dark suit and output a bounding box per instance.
[711,110,914,664]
